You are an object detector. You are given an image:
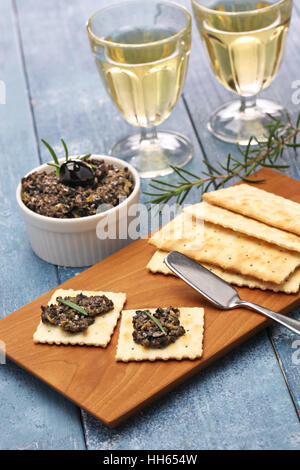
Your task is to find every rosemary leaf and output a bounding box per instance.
[144,311,166,335]
[170,165,190,182]
[179,188,191,205]
[148,183,172,192]
[61,138,69,161]
[175,166,203,180]
[41,139,59,165]
[79,154,92,161]
[239,176,265,183]
[57,298,89,316]
[47,162,60,169]
[285,143,300,148]
[151,179,177,188]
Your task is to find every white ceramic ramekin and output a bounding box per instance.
[16,155,140,267]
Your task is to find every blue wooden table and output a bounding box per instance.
[0,0,299,450]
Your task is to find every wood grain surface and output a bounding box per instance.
[1,168,300,428]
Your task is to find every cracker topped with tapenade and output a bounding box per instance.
[33,289,126,347]
[116,306,204,362]
[132,307,186,348]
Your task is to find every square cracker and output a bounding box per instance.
[184,201,300,253]
[146,249,173,275]
[149,213,300,284]
[203,184,300,236]
[33,289,126,347]
[147,250,300,294]
[115,307,204,362]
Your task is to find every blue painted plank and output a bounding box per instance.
[14,0,300,450]
[79,332,300,450]
[269,309,300,417]
[180,0,300,416]
[0,0,85,450]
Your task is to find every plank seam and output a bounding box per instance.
[80,410,89,449]
[182,93,218,189]
[56,266,61,285]
[55,265,88,447]
[56,266,91,448]
[267,328,300,421]
[11,0,42,165]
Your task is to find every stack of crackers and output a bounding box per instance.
[147,184,300,294]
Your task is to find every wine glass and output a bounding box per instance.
[191,0,293,145]
[87,0,192,178]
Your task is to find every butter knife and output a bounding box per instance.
[165,251,300,336]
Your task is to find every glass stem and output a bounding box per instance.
[140,126,158,145]
[240,95,257,113]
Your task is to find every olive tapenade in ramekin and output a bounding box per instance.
[21,158,134,219]
[16,154,140,267]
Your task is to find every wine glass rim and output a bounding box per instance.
[191,0,290,16]
[86,0,191,48]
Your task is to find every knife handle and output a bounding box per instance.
[239,300,300,336]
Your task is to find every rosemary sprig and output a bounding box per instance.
[61,138,69,161]
[80,154,92,161]
[41,138,60,177]
[79,154,97,169]
[41,139,94,176]
[145,112,300,207]
[57,298,89,316]
[144,310,166,335]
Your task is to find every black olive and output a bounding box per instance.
[59,160,94,187]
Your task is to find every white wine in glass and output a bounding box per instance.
[191,0,293,144]
[87,1,192,178]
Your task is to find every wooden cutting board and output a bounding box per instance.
[1,168,300,428]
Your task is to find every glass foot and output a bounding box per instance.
[109,130,193,178]
[208,99,288,145]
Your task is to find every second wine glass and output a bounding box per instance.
[191,0,293,145]
[87,0,192,178]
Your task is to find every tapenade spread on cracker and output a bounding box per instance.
[41,293,114,333]
[132,307,185,348]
